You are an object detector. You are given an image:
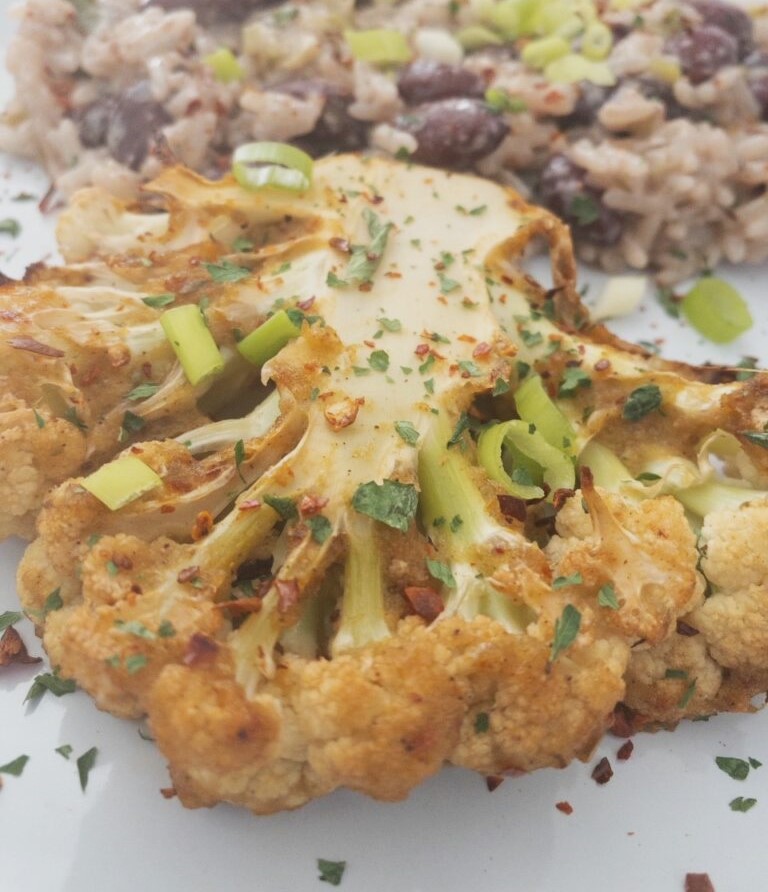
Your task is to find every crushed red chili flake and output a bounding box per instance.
[498,494,527,523]
[552,488,575,512]
[472,341,492,358]
[404,586,444,623]
[485,775,504,792]
[0,626,42,667]
[610,703,639,738]
[214,597,263,616]
[160,787,177,799]
[276,578,300,613]
[617,740,634,761]
[414,343,430,357]
[238,498,262,511]
[7,336,65,358]
[685,873,716,892]
[591,756,614,785]
[191,511,214,541]
[297,296,315,311]
[299,494,329,516]
[594,359,611,372]
[160,504,176,514]
[555,801,573,815]
[677,620,700,637]
[183,633,219,666]
[177,565,201,584]
[112,554,133,571]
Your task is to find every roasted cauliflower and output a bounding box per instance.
[11,153,768,814]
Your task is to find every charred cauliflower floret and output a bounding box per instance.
[14,153,768,812]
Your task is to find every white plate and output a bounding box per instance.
[2,7,768,892]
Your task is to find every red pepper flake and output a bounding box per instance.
[177,565,201,584]
[324,396,364,431]
[404,586,444,623]
[594,358,611,372]
[591,756,614,785]
[191,511,214,541]
[617,740,634,761]
[552,488,575,512]
[369,193,384,205]
[677,620,700,637]
[472,341,492,358]
[363,339,376,348]
[183,633,219,666]
[498,494,527,523]
[276,578,300,614]
[159,787,177,799]
[7,336,65,358]
[485,775,504,792]
[685,874,716,892]
[299,494,329,516]
[297,296,316,311]
[610,703,639,738]
[238,498,262,511]
[160,504,176,514]
[414,343,430,357]
[0,626,42,667]
[358,282,373,293]
[112,554,134,571]
[555,801,573,815]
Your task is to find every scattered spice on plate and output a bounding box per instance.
[591,756,613,785]
[555,801,573,815]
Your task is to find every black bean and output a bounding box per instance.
[538,154,623,247]
[141,0,276,26]
[558,81,612,127]
[273,80,369,155]
[105,82,172,171]
[691,0,754,58]
[666,24,739,84]
[397,60,485,104]
[72,95,118,147]
[395,98,508,169]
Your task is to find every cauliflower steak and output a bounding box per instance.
[13,154,768,813]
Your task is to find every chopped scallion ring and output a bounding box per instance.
[160,304,225,386]
[203,47,244,83]
[681,277,753,344]
[237,309,301,366]
[232,142,314,193]
[81,455,162,510]
[514,374,577,454]
[344,29,412,64]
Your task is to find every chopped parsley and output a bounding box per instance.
[716,756,751,781]
[141,293,175,309]
[0,610,22,632]
[127,383,160,401]
[377,317,401,332]
[730,796,757,813]
[234,438,246,482]
[325,209,393,288]
[438,272,460,293]
[77,746,98,792]
[458,360,482,377]
[125,654,148,674]
[205,260,250,283]
[55,744,73,760]
[0,218,21,238]
[394,420,420,446]
[264,495,299,522]
[426,558,457,590]
[549,604,581,662]
[741,431,768,449]
[317,859,346,886]
[25,670,76,703]
[33,409,46,429]
[474,712,490,733]
[352,480,418,533]
[568,194,600,226]
[558,367,592,397]
[597,583,619,610]
[368,350,390,372]
[0,754,29,776]
[552,573,583,589]
[622,384,662,421]
[119,411,146,442]
[306,515,333,544]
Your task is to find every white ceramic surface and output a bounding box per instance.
[2,4,768,890]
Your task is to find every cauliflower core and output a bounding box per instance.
[14,155,768,812]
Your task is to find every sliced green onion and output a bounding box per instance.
[675,482,764,518]
[581,21,613,60]
[485,0,524,39]
[456,25,504,50]
[203,47,244,83]
[237,309,301,366]
[160,304,224,386]
[681,277,753,344]
[522,35,570,69]
[81,455,161,511]
[232,142,314,193]
[478,420,575,500]
[544,53,616,86]
[344,29,412,64]
[514,374,577,454]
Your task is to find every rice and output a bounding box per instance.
[1,0,767,282]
